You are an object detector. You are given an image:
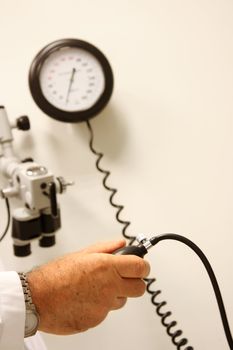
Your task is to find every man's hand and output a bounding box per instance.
[27,240,150,335]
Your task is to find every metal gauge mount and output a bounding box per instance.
[29,38,114,123]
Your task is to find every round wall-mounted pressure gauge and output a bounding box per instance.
[29,39,114,123]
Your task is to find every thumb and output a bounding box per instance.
[80,239,126,254]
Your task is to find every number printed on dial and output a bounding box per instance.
[39,47,105,112]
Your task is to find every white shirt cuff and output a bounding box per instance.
[0,271,25,350]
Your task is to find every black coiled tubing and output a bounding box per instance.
[86,120,135,245]
[145,278,193,350]
[86,120,193,350]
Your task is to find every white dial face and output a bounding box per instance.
[39,47,105,112]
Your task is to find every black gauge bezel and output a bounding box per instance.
[29,38,114,123]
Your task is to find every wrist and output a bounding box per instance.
[27,268,54,333]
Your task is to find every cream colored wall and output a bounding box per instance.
[0,1,232,349]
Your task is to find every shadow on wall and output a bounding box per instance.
[17,104,129,174]
[71,104,129,161]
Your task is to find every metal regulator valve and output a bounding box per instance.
[0,106,73,257]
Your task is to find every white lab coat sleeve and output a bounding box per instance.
[0,271,25,350]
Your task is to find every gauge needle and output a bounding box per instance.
[66,68,76,104]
